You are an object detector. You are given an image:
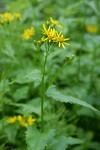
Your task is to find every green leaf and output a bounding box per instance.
[20,104,41,115]
[46,85,97,111]
[11,69,42,84]
[51,136,83,150]
[4,123,19,143]
[85,1,98,15]
[13,86,29,101]
[26,126,55,150]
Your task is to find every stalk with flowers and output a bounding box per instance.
[22,18,71,130]
[22,17,73,132]
[36,17,70,132]
[22,18,96,136]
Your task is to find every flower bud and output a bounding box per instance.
[65,55,75,63]
[69,55,75,61]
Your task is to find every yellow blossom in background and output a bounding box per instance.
[7,116,17,124]
[0,12,22,24]
[50,17,62,28]
[7,115,36,127]
[18,115,36,127]
[22,26,35,40]
[3,12,14,23]
[53,31,70,49]
[86,24,98,33]
[27,116,36,126]
[17,115,23,122]
[18,115,28,127]
[19,120,28,127]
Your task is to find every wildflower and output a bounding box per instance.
[53,31,70,49]
[19,120,28,127]
[41,24,51,35]
[3,12,14,23]
[47,28,58,42]
[17,115,23,122]
[7,116,17,124]
[17,115,28,127]
[41,25,58,42]
[86,24,98,33]
[50,17,62,28]
[41,36,46,42]
[7,115,36,127]
[22,26,35,40]
[27,116,36,126]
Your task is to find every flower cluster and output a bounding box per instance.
[40,17,70,49]
[22,26,35,40]
[7,115,36,127]
[86,24,98,33]
[0,12,22,24]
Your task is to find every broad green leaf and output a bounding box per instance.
[66,137,83,145]
[11,69,42,84]
[21,101,48,115]
[13,86,29,101]
[4,123,19,143]
[46,85,97,111]
[20,104,41,115]
[52,136,83,150]
[26,126,55,150]
[85,1,98,15]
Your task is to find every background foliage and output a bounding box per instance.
[0,0,100,149]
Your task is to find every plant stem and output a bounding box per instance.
[48,60,71,87]
[41,42,49,132]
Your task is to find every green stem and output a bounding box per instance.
[41,42,49,132]
[48,60,71,87]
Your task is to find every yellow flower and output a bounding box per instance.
[14,13,22,21]
[17,115,23,122]
[7,115,36,127]
[3,12,14,23]
[20,121,28,127]
[41,36,46,42]
[86,24,98,33]
[41,24,51,35]
[50,17,62,28]
[22,26,35,40]
[7,116,17,124]
[47,28,58,42]
[41,25,58,42]
[38,36,46,43]
[17,115,36,127]
[0,12,21,24]
[27,116,36,126]
[53,31,70,49]
[17,115,28,127]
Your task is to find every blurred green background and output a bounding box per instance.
[0,0,100,150]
